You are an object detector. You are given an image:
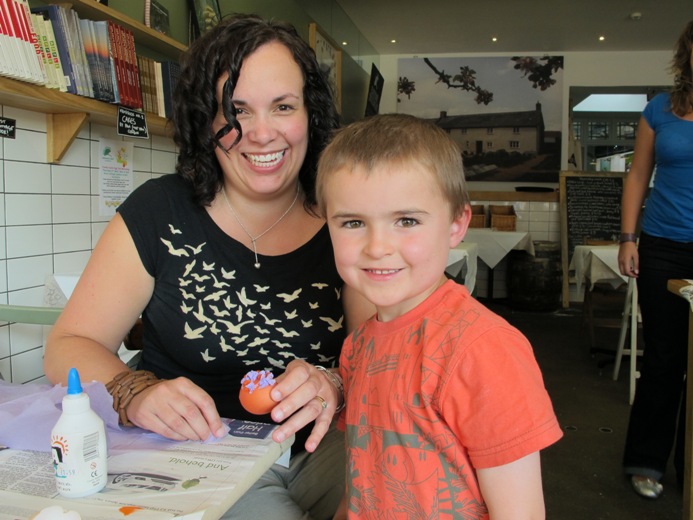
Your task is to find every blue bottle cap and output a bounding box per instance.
[67,368,83,395]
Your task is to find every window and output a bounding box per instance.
[513,127,520,134]
[487,128,493,135]
[486,141,493,149]
[588,122,609,140]
[572,121,581,140]
[510,141,519,148]
[616,121,637,139]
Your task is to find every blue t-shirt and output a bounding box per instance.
[640,92,693,241]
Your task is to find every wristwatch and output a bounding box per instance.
[619,233,638,243]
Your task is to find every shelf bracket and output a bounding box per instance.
[47,113,88,163]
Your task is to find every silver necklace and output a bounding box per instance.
[222,184,300,269]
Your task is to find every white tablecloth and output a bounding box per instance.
[446,242,478,294]
[44,274,139,366]
[463,229,534,269]
[569,245,627,293]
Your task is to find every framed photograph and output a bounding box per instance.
[145,0,170,36]
[309,23,342,113]
[365,63,384,117]
[188,0,221,39]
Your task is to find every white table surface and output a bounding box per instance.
[569,244,627,293]
[462,229,534,269]
[446,242,478,294]
[44,273,138,365]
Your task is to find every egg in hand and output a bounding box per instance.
[239,369,277,415]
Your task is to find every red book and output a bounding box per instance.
[122,26,142,109]
[106,20,129,106]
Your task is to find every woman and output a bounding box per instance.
[44,14,372,519]
[618,20,693,499]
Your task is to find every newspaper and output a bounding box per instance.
[0,419,293,520]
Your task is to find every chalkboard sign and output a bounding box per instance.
[559,170,626,307]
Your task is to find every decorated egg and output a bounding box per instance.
[239,369,277,415]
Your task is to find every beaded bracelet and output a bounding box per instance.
[105,369,161,427]
[315,365,345,413]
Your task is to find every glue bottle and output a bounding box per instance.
[51,368,107,497]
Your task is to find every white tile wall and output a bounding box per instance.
[0,106,177,384]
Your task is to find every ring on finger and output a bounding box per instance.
[314,395,328,410]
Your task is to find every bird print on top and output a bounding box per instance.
[161,224,345,370]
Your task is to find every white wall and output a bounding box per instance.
[0,105,178,384]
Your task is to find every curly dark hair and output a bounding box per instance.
[171,13,339,208]
[670,20,693,116]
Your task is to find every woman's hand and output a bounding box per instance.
[269,359,342,452]
[125,377,226,441]
[618,242,639,278]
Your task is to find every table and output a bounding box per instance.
[44,273,138,366]
[569,244,627,294]
[462,229,534,298]
[446,242,478,294]
[667,279,693,520]
[0,380,293,520]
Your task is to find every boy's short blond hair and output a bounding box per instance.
[316,113,470,218]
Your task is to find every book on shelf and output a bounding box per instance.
[79,16,101,100]
[1,0,42,84]
[161,60,180,119]
[154,59,165,117]
[65,7,93,98]
[55,4,85,95]
[14,0,47,84]
[147,56,160,116]
[136,54,153,113]
[106,19,129,106]
[93,20,117,103]
[0,1,15,79]
[2,0,31,82]
[34,7,68,92]
[30,4,76,94]
[121,26,143,109]
[30,11,57,89]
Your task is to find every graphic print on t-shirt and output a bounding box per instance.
[160,223,344,370]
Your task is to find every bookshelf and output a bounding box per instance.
[0,0,187,163]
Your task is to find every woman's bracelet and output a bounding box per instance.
[619,233,638,243]
[314,365,345,413]
[105,369,162,426]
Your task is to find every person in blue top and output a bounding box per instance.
[618,19,693,499]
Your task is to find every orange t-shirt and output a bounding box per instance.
[338,280,562,519]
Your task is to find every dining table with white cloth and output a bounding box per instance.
[446,241,478,294]
[461,228,534,298]
[569,244,627,293]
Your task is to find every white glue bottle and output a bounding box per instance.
[51,367,108,497]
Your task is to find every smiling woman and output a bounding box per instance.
[43,13,375,520]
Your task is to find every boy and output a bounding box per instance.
[316,114,562,519]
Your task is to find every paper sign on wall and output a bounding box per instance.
[99,139,134,217]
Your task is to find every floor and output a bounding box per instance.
[484,299,683,520]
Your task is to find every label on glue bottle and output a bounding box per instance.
[51,368,108,498]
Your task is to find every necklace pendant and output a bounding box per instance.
[254,262,261,269]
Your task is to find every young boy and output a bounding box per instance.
[316,114,562,519]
